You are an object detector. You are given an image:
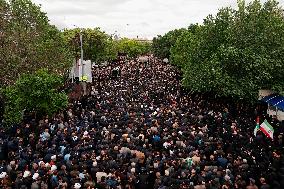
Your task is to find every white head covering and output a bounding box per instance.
[45,163,51,167]
[51,155,56,160]
[23,170,31,178]
[32,173,39,180]
[83,131,88,136]
[51,165,57,172]
[0,172,7,179]
[38,161,45,166]
[74,183,81,189]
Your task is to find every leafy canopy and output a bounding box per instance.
[115,38,152,58]
[170,0,284,100]
[62,28,117,63]
[152,28,187,59]
[2,69,68,124]
[62,29,152,62]
[0,0,72,86]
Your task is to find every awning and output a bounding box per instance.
[261,94,284,111]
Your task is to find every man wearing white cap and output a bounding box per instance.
[22,170,33,188]
[32,173,39,180]
[50,155,57,165]
[31,173,40,189]
[74,182,81,189]
[51,165,57,172]
[51,155,56,160]
[23,170,31,178]
[0,172,8,188]
[38,161,45,168]
[0,172,7,179]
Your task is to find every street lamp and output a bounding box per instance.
[126,24,129,38]
[80,30,87,95]
[74,25,86,95]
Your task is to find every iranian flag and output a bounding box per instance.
[260,120,274,139]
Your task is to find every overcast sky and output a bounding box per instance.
[32,0,284,39]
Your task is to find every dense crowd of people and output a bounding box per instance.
[0,56,284,189]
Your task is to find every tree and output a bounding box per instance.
[170,24,201,69]
[139,41,152,55]
[2,69,68,124]
[62,28,117,63]
[171,0,284,100]
[115,38,151,58]
[0,0,72,86]
[62,28,152,62]
[152,28,187,59]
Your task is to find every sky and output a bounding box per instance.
[32,0,284,39]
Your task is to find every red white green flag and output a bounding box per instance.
[260,120,274,139]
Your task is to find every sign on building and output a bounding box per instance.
[69,59,92,83]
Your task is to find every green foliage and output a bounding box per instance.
[152,28,187,59]
[115,38,151,58]
[62,28,151,62]
[170,0,284,100]
[2,69,68,124]
[0,0,72,86]
[62,28,117,63]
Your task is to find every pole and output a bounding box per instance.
[80,31,87,96]
[71,70,74,83]
[71,59,74,83]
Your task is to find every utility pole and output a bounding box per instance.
[80,30,87,96]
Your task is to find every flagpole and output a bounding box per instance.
[254,116,260,137]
